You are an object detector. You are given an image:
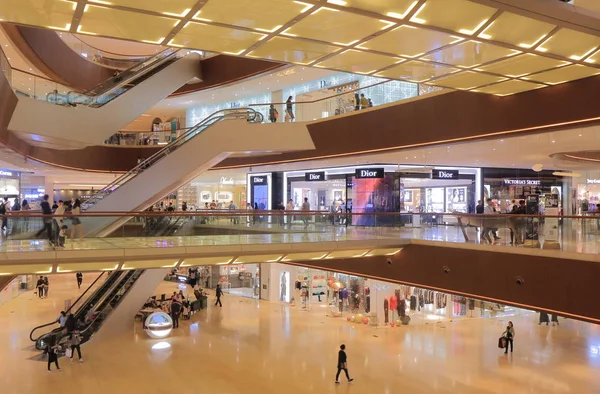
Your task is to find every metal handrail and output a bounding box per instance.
[29,272,105,342]
[64,48,182,107]
[81,108,263,210]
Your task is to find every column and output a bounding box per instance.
[44,177,56,206]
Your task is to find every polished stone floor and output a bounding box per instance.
[2,274,600,393]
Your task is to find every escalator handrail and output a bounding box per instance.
[35,270,139,349]
[65,48,181,106]
[79,270,145,337]
[29,272,105,342]
[81,108,262,210]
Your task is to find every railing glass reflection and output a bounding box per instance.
[0,211,596,255]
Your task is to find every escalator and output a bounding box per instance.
[31,270,145,351]
[8,49,203,146]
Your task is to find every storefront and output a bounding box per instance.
[483,168,565,214]
[283,165,481,223]
[261,263,530,325]
[190,174,247,210]
[0,169,22,207]
[571,172,600,214]
[218,264,260,299]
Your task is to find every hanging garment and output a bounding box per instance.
[410,295,417,310]
[365,295,371,314]
[398,298,406,317]
[389,295,398,312]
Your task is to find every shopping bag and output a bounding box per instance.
[65,348,72,358]
[498,337,507,349]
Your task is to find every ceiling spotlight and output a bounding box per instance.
[531,164,543,172]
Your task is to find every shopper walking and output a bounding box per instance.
[43,276,49,298]
[171,296,182,328]
[360,93,368,110]
[215,284,223,307]
[268,104,279,123]
[335,344,353,384]
[69,330,83,362]
[76,272,83,289]
[285,96,294,122]
[285,199,294,227]
[476,200,484,214]
[551,314,560,326]
[503,321,515,354]
[45,340,61,372]
[35,194,53,242]
[71,199,83,240]
[36,276,44,299]
[53,200,66,245]
[301,197,310,229]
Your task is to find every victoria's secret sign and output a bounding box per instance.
[502,179,541,186]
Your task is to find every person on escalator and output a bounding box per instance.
[65,313,76,333]
[56,311,68,328]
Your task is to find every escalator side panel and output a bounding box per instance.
[93,268,169,341]
[84,119,314,236]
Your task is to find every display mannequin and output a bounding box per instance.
[383,297,389,324]
[280,273,287,302]
[389,295,397,323]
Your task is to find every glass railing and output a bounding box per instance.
[250,80,442,123]
[81,108,263,211]
[0,211,597,256]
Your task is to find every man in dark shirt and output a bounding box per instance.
[335,344,353,384]
[35,194,53,242]
[476,200,484,214]
[76,272,83,289]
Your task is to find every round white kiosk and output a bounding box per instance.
[144,312,173,339]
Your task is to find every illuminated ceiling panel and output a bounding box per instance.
[0,264,53,275]
[325,250,370,259]
[233,254,282,264]
[170,22,266,55]
[78,5,178,43]
[431,71,507,90]
[523,64,600,85]
[181,257,233,266]
[476,54,570,78]
[537,28,600,61]
[585,49,600,65]
[284,7,391,46]
[0,0,75,31]
[410,0,497,35]
[365,248,404,256]
[247,37,340,64]
[360,25,463,58]
[123,259,179,270]
[477,12,554,48]
[282,252,328,261]
[196,0,308,32]
[315,49,399,74]
[376,60,459,82]
[58,262,120,271]
[472,80,547,96]
[423,40,520,68]
[340,0,419,19]
[105,0,197,16]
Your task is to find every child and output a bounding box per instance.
[58,224,68,247]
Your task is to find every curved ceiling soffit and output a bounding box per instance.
[2,24,115,92]
[550,151,600,169]
[3,23,285,98]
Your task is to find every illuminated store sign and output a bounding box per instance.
[432,169,459,180]
[304,172,326,181]
[355,168,384,179]
[251,176,268,185]
[587,179,600,184]
[0,170,13,177]
[502,179,541,186]
[220,177,235,185]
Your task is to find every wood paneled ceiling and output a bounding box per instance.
[1,0,600,96]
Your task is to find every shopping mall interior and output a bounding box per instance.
[1,0,600,392]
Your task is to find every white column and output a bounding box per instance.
[44,177,56,206]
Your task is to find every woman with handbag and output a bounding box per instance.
[71,199,83,240]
